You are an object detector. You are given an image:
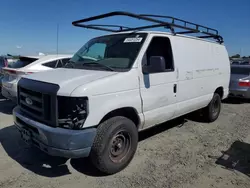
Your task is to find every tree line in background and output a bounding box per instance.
[230,54,250,59]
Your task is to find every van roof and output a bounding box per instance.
[96,31,225,46]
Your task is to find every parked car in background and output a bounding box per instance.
[229,65,250,98]
[0,56,8,67]
[231,61,240,65]
[231,60,250,65]
[240,61,250,65]
[1,54,72,102]
[0,56,8,93]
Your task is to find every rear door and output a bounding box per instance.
[139,35,177,128]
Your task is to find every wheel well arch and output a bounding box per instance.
[215,86,224,99]
[99,107,140,128]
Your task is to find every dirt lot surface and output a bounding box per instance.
[1,96,250,188]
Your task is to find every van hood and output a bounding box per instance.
[24,68,118,95]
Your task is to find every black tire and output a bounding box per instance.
[203,93,221,122]
[90,116,138,174]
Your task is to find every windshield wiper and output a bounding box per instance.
[83,62,115,71]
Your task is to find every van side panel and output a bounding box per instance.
[170,36,230,116]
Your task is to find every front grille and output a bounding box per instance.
[17,78,59,127]
[19,87,52,123]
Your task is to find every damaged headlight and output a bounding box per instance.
[57,96,88,129]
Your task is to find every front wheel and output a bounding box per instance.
[90,116,138,174]
[203,93,221,122]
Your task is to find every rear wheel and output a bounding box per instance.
[203,93,221,122]
[90,116,138,174]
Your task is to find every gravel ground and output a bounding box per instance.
[1,96,250,188]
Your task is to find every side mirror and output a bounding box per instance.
[143,56,166,74]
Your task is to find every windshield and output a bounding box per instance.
[68,33,147,71]
[8,57,37,68]
[231,66,250,75]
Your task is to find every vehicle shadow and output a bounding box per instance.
[0,125,71,177]
[184,110,209,123]
[0,118,188,178]
[138,117,187,141]
[1,115,205,178]
[215,140,250,177]
[222,98,250,104]
[0,99,16,114]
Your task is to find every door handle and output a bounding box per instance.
[173,84,177,93]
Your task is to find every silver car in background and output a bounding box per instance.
[229,65,250,99]
[0,56,8,93]
[1,55,72,102]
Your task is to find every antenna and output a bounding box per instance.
[56,24,59,55]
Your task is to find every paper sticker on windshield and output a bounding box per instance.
[124,37,143,43]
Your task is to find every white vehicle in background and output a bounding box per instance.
[13,12,230,174]
[1,54,72,102]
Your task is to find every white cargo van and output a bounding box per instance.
[13,12,230,174]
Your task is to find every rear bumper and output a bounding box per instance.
[1,83,17,102]
[13,106,97,158]
[229,89,250,99]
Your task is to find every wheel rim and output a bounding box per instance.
[109,130,131,163]
[212,97,220,116]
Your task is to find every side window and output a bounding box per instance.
[43,60,57,68]
[56,60,63,68]
[61,58,70,66]
[143,37,174,73]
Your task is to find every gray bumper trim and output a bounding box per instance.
[13,106,96,158]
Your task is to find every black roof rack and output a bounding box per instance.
[72,11,223,44]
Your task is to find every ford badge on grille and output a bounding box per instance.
[25,97,33,105]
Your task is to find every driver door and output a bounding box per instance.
[139,36,177,128]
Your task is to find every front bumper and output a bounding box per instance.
[13,106,96,158]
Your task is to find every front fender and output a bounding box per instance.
[83,89,143,128]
